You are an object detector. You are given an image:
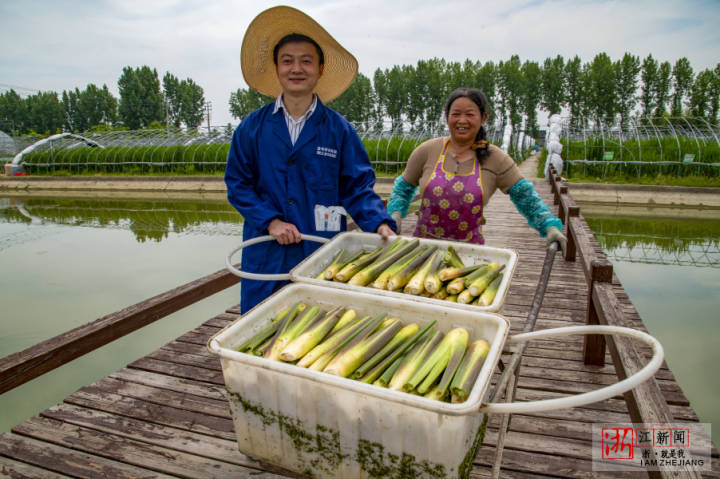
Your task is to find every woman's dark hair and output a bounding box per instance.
[444,87,490,159]
[273,33,325,65]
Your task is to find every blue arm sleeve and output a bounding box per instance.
[338,125,397,233]
[508,179,562,237]
[386,176,418,218]
[224,123,283,232]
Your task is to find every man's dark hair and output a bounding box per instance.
[273,33,324,65]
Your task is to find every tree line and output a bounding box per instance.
[230,52,719,138]
[0,66,205,135]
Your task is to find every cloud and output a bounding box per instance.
[1,0,719,126]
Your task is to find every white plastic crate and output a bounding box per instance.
[290,232,518,313]
[208,282,509,479]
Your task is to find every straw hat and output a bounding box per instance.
[241,5,358,103]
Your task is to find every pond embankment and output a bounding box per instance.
[2,174,720,209]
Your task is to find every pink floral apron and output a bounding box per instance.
[413,140,485,244]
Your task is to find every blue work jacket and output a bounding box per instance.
[225,99,395,312]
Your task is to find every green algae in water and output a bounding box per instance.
[226,390,482,478]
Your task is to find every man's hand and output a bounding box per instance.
[268,218,302,245]
[376,223,396,241]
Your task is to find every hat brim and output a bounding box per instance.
[241,6,358,103]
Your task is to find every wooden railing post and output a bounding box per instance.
[564,206,580,262]
[583,259,613,366]
[557,185,568,224]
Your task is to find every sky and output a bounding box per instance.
[1,0,719,127]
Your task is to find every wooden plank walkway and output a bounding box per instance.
[1,156,718,478]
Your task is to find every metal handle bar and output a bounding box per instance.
[226,234,329,281]
[478,324,664,414]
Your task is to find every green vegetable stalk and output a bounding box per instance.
[262,302,306,360]
[279,307,345,362]
[323,318,403,377]
[404,328,469,394]
[317,249,347,280]
[468,263,505,296]
[334,247,384,282]
[451,339,490,403]
[387,245,437,292]
[308,314,385,371]
[431,285,448,300]
[404,250,443,295]
[265,305,322,361]
[370,243,424,290]
[389,330,443,391]
[348,239,420,286]
[456,288,476,304]
[423,251,447,294]
[425,328,470,399]
[475,273,503,306]
[236,307,290,353]
[359,319,437,384]
[328,308,357,335]
[350,322,419,380]
[297,315,369,368]
[437,263,483,282]
[444,245,465,268]
[373,353,408,388]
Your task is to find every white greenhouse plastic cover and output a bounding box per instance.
[547,140,563,155]
[544,152,564,177]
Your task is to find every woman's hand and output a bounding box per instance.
[545,226,567,256]
[376,223,397,241]
[390,211,403,235]
[268,218,302,245]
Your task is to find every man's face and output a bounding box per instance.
[275,41,324,97]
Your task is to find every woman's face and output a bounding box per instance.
[447,97,487,144]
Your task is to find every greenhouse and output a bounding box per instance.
[6,122,537,177]
[552,116,720,179]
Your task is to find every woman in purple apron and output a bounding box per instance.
[388,87,566,251]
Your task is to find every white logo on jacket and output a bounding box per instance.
[316,146,338,158]
[314,205,346,231]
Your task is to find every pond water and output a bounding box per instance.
[580,203,719,447]
[0,194,243,433]
[0,195,718,449]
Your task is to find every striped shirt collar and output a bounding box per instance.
[273,93,318,118]
[273,94,318,145]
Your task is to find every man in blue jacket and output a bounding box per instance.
[226,6,397,313]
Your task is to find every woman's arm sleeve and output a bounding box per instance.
[508,179,562,237]
[386,176,418,218]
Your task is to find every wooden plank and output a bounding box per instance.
[12,416,250,479]
[81,377,231,418]
[474,444,646,478]
[0,432,176,478]
[0,457,72,478]
[0,266,240,395]
[64,387,236,440]
[40,403,289,478]
[109,368,227,401]
[128,357,225,384]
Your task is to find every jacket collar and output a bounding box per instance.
[270,96,326,152]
